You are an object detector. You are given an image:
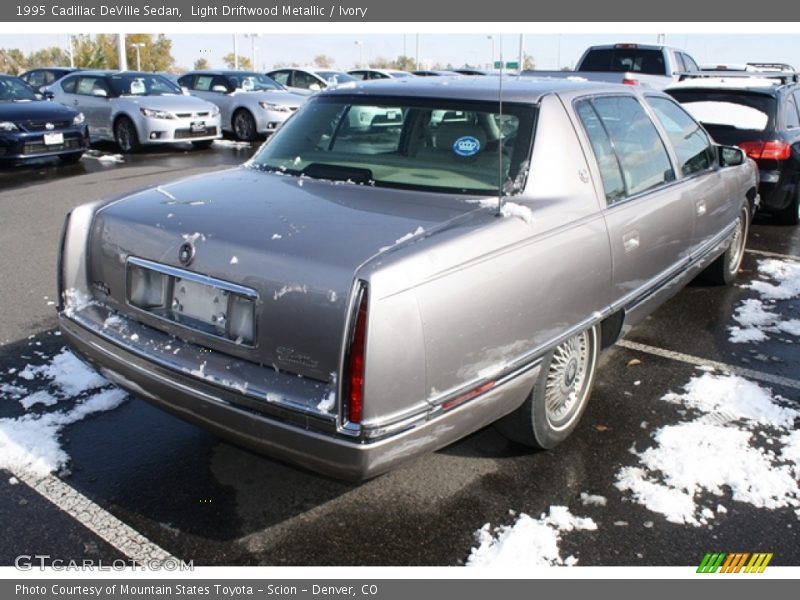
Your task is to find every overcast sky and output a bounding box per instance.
[2,32,799,72]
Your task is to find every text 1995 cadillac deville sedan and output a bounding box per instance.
[58,77,758,480]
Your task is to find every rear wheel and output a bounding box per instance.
[232,109,257,141]
[495,324,600,449]
[114,117,140,153]
[773,186,799,226]
[698,204,749,285]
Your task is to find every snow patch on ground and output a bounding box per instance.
[466,506,596,567]
[213,140,252,149]
[615,372,800,526]
[729,259,800,343]
[0,349,128,477]
[580,492,607,507]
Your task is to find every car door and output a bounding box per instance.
[189,74,232,129]
[574,94,694,307]
[645,94,736,254]
[73,76,114,140]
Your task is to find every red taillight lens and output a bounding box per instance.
[738,140,792,161]
[346,288,368,424]
[621,78,639,86]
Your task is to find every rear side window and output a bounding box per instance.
[576,95,675,200]
[575,101,625,203]
[681,53,699,72]
[784,94,800,129]
[647,96,715,176]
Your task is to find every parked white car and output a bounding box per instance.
[49,70,221,152]
[266,68,358,94]
[177,71,306,141]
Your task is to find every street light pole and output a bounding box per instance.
[131,43,144,71]
[354,40,363,68]
[233,34,238,70]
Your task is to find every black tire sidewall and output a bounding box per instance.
[115,118,139,153]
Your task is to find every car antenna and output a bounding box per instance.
[496,36,505,217]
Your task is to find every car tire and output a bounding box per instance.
[191,139,214,150]
[773,187,800,226]
[495,324,600,450]
[58,151,84,164]
[114,117,140,153]
[698,204,749,286]
[232,109,257,141]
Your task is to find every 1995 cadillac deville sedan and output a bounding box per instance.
[58,77,758,480]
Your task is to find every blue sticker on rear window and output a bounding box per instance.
[453,136,481,157]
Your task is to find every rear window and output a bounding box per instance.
[580,48,666,75]
[667,89,775,131]
[250,95,536,195]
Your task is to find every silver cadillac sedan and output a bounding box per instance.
[177,71,306,141]
[58,77,758,480]
[49,70,222,152]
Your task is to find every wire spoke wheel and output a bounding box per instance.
[725,208,747,277]
[494,323,600,449]
[544,330,593,431]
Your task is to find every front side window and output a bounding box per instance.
[250,96,535,195]
[648,95,715,176]
[576,95,675,199]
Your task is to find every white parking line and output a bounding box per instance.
[746,248,800,261]
[617,339,800,391]
[12,469,179,564]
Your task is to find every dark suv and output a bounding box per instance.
[667,74,800,225]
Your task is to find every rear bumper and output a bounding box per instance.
[59,311,538,481]
[757,168,797,212]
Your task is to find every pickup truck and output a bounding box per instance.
[522,43,701,89]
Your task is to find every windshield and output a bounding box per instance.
[316,71,357,84]
[249,95,535,195]
[226,72,284,91]
[108,73,182,97]
[0,77,38,101]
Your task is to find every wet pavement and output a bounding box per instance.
[0,147,798,567]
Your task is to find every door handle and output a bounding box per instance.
[696,200,707,216]
[623,230,640,253]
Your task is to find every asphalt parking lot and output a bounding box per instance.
[1,144,799,567]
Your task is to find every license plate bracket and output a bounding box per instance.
[190,121,207,133]
[173,277,228,333]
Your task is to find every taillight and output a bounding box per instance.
[738,140,792,161]
[346,286,368,424]
[621,78,639,85]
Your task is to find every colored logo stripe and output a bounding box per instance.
[697,552,773,573]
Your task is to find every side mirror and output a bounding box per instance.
[308,83,322,92]
[211,85,228,93]
[42,90,55,100]
[92,88,108,98]
[719,145,745,167]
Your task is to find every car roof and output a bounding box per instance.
[320,75,646,103]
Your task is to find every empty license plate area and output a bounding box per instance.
[190,121,206,132]
[127,258,256,345]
